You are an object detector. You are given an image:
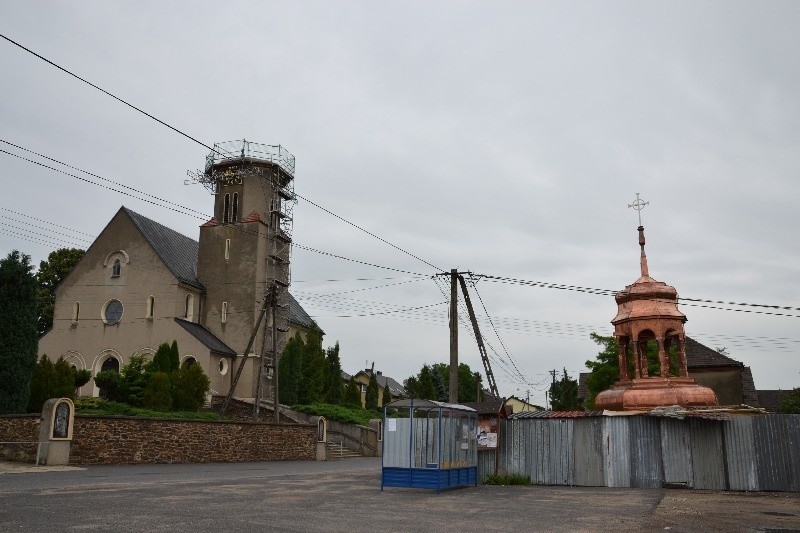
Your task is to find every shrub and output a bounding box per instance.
[292,403,380,426]
[143,372,172,411]
[172,361,210,411]
[484,473,531,486]
[73,368,92,389]
[94,370,124,402]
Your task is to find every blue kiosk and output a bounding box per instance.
[381,399,478,491]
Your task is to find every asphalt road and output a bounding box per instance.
[1,458,799,532]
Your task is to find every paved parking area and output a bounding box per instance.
[1,458,799,532]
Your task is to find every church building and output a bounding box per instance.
[38,141,322,399]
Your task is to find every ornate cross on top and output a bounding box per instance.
[628,193,649,226]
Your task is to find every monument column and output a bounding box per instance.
[657,338,668,377]
[617,338,629,381]
[677,336,689,377]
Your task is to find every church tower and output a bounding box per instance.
[594,195,718,411]
[193,140,295,400]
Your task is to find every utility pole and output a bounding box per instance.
[221,299,269,418]
[271,282,280,423]
[449,268,458,404]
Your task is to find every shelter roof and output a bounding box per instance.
[384,399,476,412]
[174,317,236,356]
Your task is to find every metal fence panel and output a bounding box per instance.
[573,418,604,487]
[629,417,663,488]
[660,418,693,488]
[787,416,800,492]
[754,415,794,491]
[723,416,758,491]
[548,419,574,486]
[383,417,411,468]
[689,419,726,490]
[602,417,631,488]
[477,449,497,483]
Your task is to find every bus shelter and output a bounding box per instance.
[381,399,478,490]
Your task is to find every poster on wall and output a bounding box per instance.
[476,418,497,449]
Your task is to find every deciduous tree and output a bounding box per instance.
[36,248,84,335]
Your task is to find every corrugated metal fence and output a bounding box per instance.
[487,414,800,492]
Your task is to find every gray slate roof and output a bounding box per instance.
[684,337,743,368]
[123,207,205,290]
[287,293,322,333]
[122,207,317,331]
[174,318,236,356]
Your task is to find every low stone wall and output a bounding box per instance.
[0,414,316,465]
[0,415,40,462]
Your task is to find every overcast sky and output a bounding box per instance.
[2,1,798,405]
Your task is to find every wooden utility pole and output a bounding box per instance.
[449,269,458,404]
[457,275,499,398]
[271,282,280,423]
[221,299,269,418]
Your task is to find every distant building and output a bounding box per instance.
[504,395,543,414]
[350,369,407,408]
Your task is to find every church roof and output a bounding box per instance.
[123,207,205,290]
[287,292,322,333]
[174,318,236,356]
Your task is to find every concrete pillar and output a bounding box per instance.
[38,398,74,466]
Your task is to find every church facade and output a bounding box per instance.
[39,141,321,399]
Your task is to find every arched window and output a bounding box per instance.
[223,193,231,223]
[224,239,231,260]
[100,357,120,373]
[184,293,194,321]
[146,296,155,320]
[221,301,228,324]
[184,356,197,367]
[232,193,239,222]
[72,301,80,322]
[111,259,121,277]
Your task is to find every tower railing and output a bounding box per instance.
[205,139,295,177]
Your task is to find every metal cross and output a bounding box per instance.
[628,193,649,226]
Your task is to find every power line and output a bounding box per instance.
[1,33,442,274]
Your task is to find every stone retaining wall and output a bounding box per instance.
[0,415,315,465]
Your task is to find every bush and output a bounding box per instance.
[94,370,124,402]
[143,372,172,411]
[73,368,91,389]
[172,362,210,411]
[120,355,149,407]
[28,355,81,412]
[74,397,218,420]
[292,403,380,426]
[484,473,531,486]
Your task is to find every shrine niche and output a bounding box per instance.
[594,195,718,411]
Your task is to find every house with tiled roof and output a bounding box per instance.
[39,205,322,399]
[578,336,759,408]
[351,368,407,408]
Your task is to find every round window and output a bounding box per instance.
[219,358,229,375]
[103,299,124,325]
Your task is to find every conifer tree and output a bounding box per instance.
[344,377,362,408]
[416,365,437,401]
[27,355,56,413]
[324,342,344,405]
[278,334,304,405]
[144,372,172,411]
[0,251,38,414]
[365,370,379,410]
[172,362,210,411]
[299,332,326,404]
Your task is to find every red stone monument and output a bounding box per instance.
[594,194,718,411]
